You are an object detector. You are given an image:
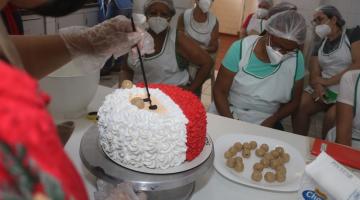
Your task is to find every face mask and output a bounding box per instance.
[256,8,269,19]
[266,37,285,65]
[31,0,86,17]
[198,0,212,13]
[148,17,169,34]
[315,24,332,39]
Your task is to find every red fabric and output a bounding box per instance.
[0,61,88,200]
[242,13,254,29]
[138,84,207,161]
[2,4,21,35]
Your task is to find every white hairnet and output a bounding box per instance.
[265,10,307,45]
[268,2,297,17]
[258,0,274,6]
[144,0,176,17]
[316,5,346,27]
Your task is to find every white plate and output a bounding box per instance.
[214,134,305,192]
[103,135,213,174]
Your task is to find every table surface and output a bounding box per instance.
[62,86,332,200]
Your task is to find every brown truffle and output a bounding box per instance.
[249,141,258,150]
[242,148,251,158]
[251,171,263,182]
[255,148,266,157]
[234,142,243,151]
[234,162,244,172]
[130,97,145,109]
[253,163,264,172]
[264,172,276,183]
[226,157,236,168]
[260,144,269,152]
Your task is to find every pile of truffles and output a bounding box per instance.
[224,141,290,183]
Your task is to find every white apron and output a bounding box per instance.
[209,35,298,124]
[128,28,189,86]
[246,14,266,35]
[319,30,352,94]
[183,8,217,48]
[327,74,360,149]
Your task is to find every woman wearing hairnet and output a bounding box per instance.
[210,10,306,129]
[177,0,219,95]
[119,0,213,93]
[0,0,151,199]
[293,5,360,137]
[239,0,273,39]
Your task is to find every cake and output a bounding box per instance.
[98,83,207,169]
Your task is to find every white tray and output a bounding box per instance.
[214,133,306,192]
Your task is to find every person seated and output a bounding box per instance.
[119,0,213,94]
[210,10,306,130]
[326,70,360,149]
[293,5,360,137]
[239,0,273,39]
[177,0,219,95]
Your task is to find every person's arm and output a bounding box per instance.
[206,21,219,53]
[309,56,326,101]
[176,32,213,91]
[213,65,236,118]
[336,102,353,146]
[239,14,252,39]
[10,35,71,79]
[261,79,304,128]
[316,41,360,86]
[118,54,134,87]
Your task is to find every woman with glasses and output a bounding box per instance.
[293,5,360,137]
[119,0,213,93]
[210,10,306,129]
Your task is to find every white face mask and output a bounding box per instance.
[266,37,286,65]
[198,0,212,13]
[315,24,332,39]
[256,8,269,19]
[148,17,169,34]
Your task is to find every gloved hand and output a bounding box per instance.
[59,15,151,59]
[128,30,155,66]
[95,180,147,200]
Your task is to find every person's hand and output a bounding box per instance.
[313,84,326,102]
[95,181,147,200]
[128,31,155,66]
[261,116,278,128]
[311,77,328,87]
[59,15,150,59]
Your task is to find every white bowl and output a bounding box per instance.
[39,57,101,119]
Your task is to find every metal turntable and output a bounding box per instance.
[80,125,214,200]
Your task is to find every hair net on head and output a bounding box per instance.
[144,0,176,17]
[268,2,297,17]
[258,0,273,6]
[316,5,346,27]
[265,10,307,45]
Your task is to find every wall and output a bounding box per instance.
[211,0,256,35]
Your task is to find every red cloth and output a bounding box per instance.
[242,13,254,29]
[2,4,21,35]
[0,61,88,200]
[138,84,207,161]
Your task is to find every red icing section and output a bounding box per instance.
[138,83,207,161]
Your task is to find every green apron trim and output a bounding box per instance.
[241,38,283,79]
[290,51,300,99]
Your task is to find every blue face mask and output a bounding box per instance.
[31,0,86,17]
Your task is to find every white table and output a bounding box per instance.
[64,86,313,200]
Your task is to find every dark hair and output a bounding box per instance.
[317,5,346,28]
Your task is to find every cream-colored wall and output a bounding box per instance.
[211,0,256,35]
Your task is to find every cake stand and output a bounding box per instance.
[80,125,214,200]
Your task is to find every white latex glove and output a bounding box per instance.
[59,15,145,59]
[129,30,155,66]
[95,180,147,200]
